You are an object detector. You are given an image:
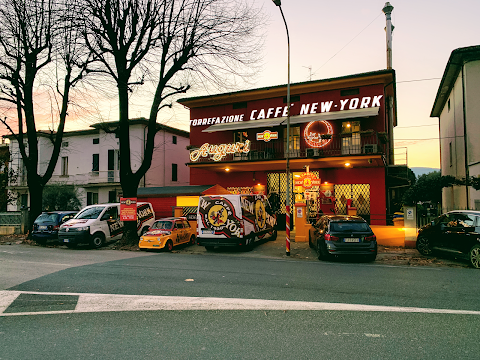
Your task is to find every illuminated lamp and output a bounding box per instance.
[225,168,230,172]
[345,162,351,167]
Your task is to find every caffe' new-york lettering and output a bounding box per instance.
[190,140,251,162]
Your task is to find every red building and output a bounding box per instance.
[179,70,398,226]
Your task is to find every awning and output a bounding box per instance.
[202,117,285,133]
[287,107,380,125]
[202,106,379,132]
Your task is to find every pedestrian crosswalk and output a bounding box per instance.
[2,290,480,317]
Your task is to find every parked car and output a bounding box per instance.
[32,211,78,245]
[309,215,377,262]
[58,202,155,248]
[416,210,480,269]
[139,217,196,251]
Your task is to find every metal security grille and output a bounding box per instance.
[334,184,370,215]
[267,172,293,215]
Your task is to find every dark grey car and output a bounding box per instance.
[32,211,78,245]
[416,210,480,269]
[309,215,377,262]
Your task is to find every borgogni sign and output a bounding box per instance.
[190,140,251,162]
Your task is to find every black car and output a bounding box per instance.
[416,210,480,269]
[309,215,377,262]
[32,211,78,245]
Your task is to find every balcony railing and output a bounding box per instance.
[8,170,120,187]
[189,132,385,164]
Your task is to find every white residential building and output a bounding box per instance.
[431,45,480,212]
[5,118,190,210]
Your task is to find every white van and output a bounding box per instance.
[196,194,277,250]
[58,202,155,248]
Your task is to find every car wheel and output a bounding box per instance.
[90,233,104,249]
[316,241,330,261]
[270,230,277,241]
[416,235,433,256]
[165,240,173,252]
[189,235,196,245]
[35,239,47,246]
[205,246,214,251]
[469,244,480,269]
[365,253,377,262]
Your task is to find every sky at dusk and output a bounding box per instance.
[2,0,479,170]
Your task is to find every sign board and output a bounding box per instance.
[294,173,321,190]
[120,198,137,221]
[256,130,278,142]
[406,208,414,220]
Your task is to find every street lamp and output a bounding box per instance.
[272,0,291,256]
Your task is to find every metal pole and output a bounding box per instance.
[272,0,291,256]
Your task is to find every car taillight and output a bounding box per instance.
[364,235,376,242]
[325,234,340,241]
[53,225,60,230]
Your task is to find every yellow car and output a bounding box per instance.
[139,217,196,251]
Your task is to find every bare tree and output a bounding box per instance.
[80,0,264,245]
[0,0,93,231]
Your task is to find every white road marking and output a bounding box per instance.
[1,290,479,317]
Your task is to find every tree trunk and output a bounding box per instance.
[118,172,141,247]
[28,181,44,238]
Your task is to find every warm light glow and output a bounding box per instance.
[324,181,328,185]
[346,123,351,128]
[294,174,301,178]
[257,183,261,186]
[225,168,230,172]
[345,162,351,167]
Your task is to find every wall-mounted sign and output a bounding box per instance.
[256,130,278,142]
[190,140,251,162]
[294,173,321,190]
[304,120,333,148]
[190,95,383,127]
[120,198,137,221]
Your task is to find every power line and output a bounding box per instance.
[396,78,441,84]
[311,12,383,77]
[395,124,437,128]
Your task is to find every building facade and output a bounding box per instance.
[5,118,190,210]
[179,70,398,226]
[431,46,480,212]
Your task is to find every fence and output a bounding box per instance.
[0,211,27,234]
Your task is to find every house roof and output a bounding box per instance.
[137,184,230,197]
[178,69,396,109]
[90,118,189,138]
[431,45,480,117]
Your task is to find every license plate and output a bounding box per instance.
[39,226,47,230]
[63,239,70,243]
[202,229,214,235]
[343,238,360,243]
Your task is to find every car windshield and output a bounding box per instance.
[330,221,370,232]
[75,206,105,220]
[35,213,59,223]
[151,220,174,230]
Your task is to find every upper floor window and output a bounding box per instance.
[172,163,178,182]
[61,156,68,176]
[92,153,99,172]
[93,138,99,144]
[172,135,177,144]
[449,142,453,167]
[448,99,451,112]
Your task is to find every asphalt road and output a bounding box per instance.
[1,244,480,359]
